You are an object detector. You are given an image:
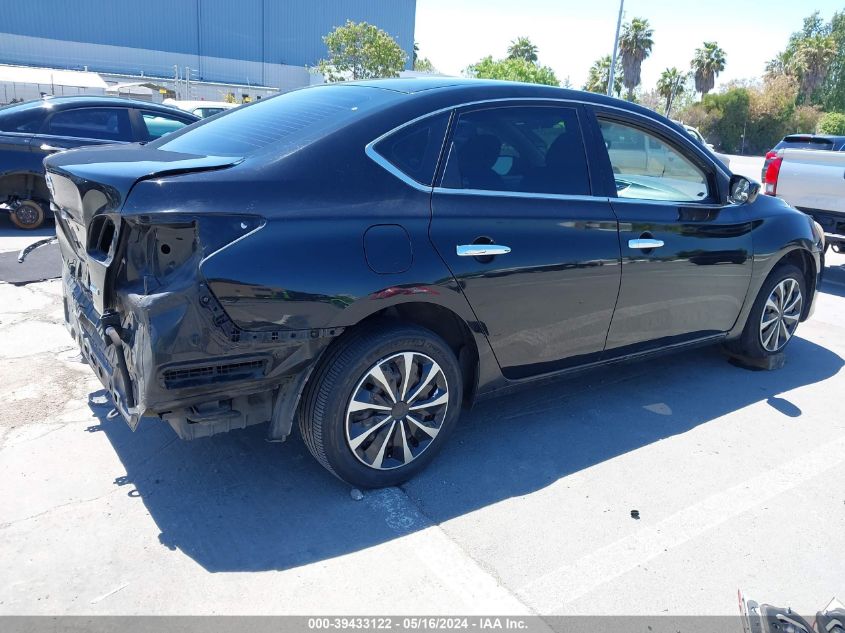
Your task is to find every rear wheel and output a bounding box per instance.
[9,200,46,230]
[299,323,462,488]
[730,263,805,359]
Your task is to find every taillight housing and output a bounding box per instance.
[764,156,782,196]
[764,150,778,161]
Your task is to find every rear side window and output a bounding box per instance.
[46,108,132,142]
[440,105,591,196]
[153,85,391,157]
[373,113,449,186]
[140,111,191,140]
[0,102,45,133]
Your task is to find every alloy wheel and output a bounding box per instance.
[759,278,802,353]
[345,352,450,470]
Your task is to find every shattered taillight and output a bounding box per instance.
[119,214,263,292]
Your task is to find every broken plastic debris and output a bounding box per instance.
[350,488,364,501]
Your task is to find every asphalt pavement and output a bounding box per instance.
[0,201,843,616]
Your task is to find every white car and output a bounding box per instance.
[162,99,238,118]
[764,148,843,252]
[675,122,732,170]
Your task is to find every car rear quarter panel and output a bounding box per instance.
[122,127,497,380]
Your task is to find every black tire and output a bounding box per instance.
[729,263,806,359]
[10,199,46,230]
[298,322,463,488]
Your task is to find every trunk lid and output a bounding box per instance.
[45,145,241,314]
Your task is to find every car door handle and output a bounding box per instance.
[39,144,64,152]
[628,238,665,249]
[456,244,511,257]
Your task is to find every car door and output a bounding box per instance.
[429,102,621,379]
[588,109,753,354]
[0,103,49,182]
[33,106,134,165]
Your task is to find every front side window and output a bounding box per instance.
[441,106,590,196]
[46,108,132,142]
[599,119,709,202]
[141,112,191,140]
[373,112,449,186]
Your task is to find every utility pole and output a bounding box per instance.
[607,0,624,97]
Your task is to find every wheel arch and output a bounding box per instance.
[0,169,50,203]
[728,245,819,340]
[318,300,481,408]
[773,247,817,321]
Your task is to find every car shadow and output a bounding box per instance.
[89,335,842,573]
[820,261,845,297]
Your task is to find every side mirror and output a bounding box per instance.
[728,175,760,205]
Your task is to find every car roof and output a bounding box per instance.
[782,133,845,142]
[332,77,665,121]
[8,95,199,118]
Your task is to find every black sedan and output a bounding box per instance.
[45,79,823,487]
[0,96,199,229]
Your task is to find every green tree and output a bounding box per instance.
[656,67,687,116]
[818,111,845,134]
[467,55,559,86]
[768,11,841,107]
[691,42,727,95]
[790,34,837,104]
[317,20,407,82]
[823,10,845,111]
[618,18,654,100]
[584,55,622,96]
[414,57,437,73]
[507,36,539,63]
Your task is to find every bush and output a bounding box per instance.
[817,111,845,134]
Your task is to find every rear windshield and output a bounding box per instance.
[775,137,835,151]
[152,85,393,157]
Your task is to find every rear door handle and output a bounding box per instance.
[628,238,665,249]
[456,244,511,257]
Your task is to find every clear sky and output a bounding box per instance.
[414,0,844,91]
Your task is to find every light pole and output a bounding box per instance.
[607,0,624,97]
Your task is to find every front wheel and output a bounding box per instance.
[730,263,806,359]
[298,323,463,488]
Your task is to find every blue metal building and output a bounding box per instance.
[0,0,417,90]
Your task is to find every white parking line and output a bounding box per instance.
[367,487,536,616]
[517,434,845,614]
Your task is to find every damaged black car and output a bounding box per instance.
[46,78,823,488]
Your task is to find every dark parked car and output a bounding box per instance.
[0,96,199,229]
[45,79,823,487]
[762,134,845,181]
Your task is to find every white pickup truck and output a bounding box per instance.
[764,148,845,252]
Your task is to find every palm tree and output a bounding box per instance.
[584,55,622,96]
[789,34,837,103]
[507,36,539,63]
[618,18,654,100]
[691,42,727,95]
[656,67,687,117]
